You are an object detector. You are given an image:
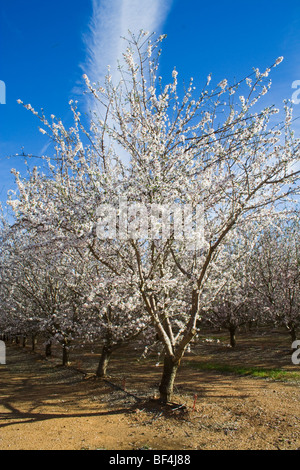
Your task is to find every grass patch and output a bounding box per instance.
[186,362,300,382]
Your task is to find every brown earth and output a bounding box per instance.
[0,329,299,450]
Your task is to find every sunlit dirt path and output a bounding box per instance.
[0,344,300,450]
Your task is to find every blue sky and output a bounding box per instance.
[1,0,300,207]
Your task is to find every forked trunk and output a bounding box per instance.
[96,345,113,377]
[159,356,179,403]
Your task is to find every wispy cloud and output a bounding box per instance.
[80,0,173,164]
[82,0,173,104]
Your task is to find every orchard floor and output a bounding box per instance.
[0,329,300,450]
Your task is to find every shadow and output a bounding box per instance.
[0,401,131,429]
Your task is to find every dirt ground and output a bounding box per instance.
[0,329,300,450]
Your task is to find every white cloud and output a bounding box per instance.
[81,0,173,164]
[83,0,173,103]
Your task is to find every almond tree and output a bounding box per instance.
[0,224,97,364]
[9,32,300,402]
[80,259,149,377]
[202,230,260,347]
[0,220,40,345]
[250,214,300,346]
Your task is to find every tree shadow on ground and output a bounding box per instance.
[0,400,131,429]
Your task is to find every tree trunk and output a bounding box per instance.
[229,325,237,348]
[96,345,113,377]
[158,355,179,403]
[45,341,52,357]
[289,326,297,344]
[289,326,297,350]
[62,342,70,366]
[31,335,37,352]
[22,336,27,348]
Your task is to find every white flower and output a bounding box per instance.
[218,79,227,90]
[275,56,284,66]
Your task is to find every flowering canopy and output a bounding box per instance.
[6,31,300,401]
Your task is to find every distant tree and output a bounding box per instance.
[202,229,261,347]
[250,215,300,346]
[0,226,92,364]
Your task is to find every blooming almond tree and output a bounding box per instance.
[10,32,300,402]
[0,220,42,346]
[79,258,149,377]
[249,214,300,346]
[0,224,96,364]
[202,229,260,348]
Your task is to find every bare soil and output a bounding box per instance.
[0,328,299,450]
